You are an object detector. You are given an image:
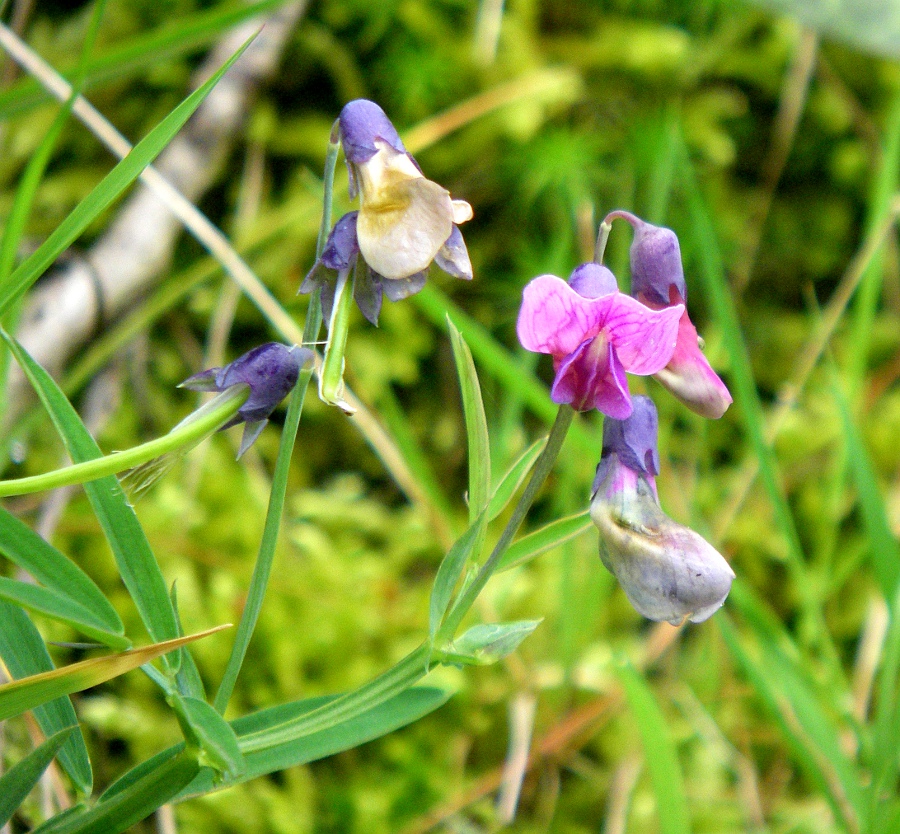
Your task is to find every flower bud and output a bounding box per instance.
[568,263,617,299]
[180,343,311,457]
[590,397,733,624]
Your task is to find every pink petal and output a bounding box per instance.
[517,275,612,357]
[550,336,633,418]
[655,310,733,418]
[603,295,683,375]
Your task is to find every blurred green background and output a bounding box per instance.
[3,0,900,831]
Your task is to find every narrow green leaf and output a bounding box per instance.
[101,686,453,803]
[3,332,180,653]
[33,751,200,834]
[486,437,546,521]
[616,657,691,834]
[0,32,256,318]
[497,511,592,572]
[0,601,92,794]
[429,513,487,642]
[447,318,491,521]
[174,695,243,779]
[440,620,542,666]
[0,727,75,826]
[0,625,229,722]
[182,686,451,798]
[0,578,128,650]
[0,506,124,635]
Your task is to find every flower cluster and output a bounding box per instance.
[301,99,473,325]
[517,213,734,624]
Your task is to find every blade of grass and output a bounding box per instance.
[0,27,255,314]
[0,626,228,723]
[616,657,690,834]
[0,727,75,826]
[676,128,838,666]
[0,600,92,794]
[3,332,180,656]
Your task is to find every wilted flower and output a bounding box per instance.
[516,265,683,419]
[605,210,732,419]
[590,396,734,624]
[180,343,312,457]
[301,99,473,325]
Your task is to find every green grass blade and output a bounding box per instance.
[496,511,592,572]
[0,0,284,119]
[3,333,180,654]
[719,613,864,831]
[0,578,128,649]
[0,727,75,826]
[33,751,200,834]
[0,601,92,794]
[429,513,487,643]
[448,318,491,521]
[0,32,255,316]
[616,657,691,834]
[0,627,228,722]
[487,437,546,521]
[0,506,124,635]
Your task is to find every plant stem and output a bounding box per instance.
[317,267,356,414]
[438,405,575,641]
[0,386,248,497]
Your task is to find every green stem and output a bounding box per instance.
[318,267,356,414]
[0,386,248,497]
[315,121,341,260]
[593,219,613,265]
[438,405,575,641]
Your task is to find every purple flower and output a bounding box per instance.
[590,396,734,624]
[180,343,312,457]
[516,268,683,419]
[606,210,732,419]
[301,100,473,325]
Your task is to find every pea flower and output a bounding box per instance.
[180,343,311,457]
[606,211,732,418]
[301,99,473,325]
[516,264,683,419]
[590,396,734,624]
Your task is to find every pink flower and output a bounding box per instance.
[516,267,683,419]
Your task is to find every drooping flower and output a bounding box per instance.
[605,210,732,419]
[301,99,473,325]
[180,343,312,457]
[590,396,734,624]
[516,265,683,419]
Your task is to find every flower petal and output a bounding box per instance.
[434,225,473,280]
[550,336,632,418]
[654,310,732,418]
[517,275,612,357]
[339,99,406,165]
[357,175,454,280]
[354,267,383,326]
[603,295,683,375]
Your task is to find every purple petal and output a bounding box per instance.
[600,395,660,477]
[550,336,632,418]
[568,263,617,298]
[602,295,683,375]
[320,212,360,271]
[517,275,612,358]
[339,100,406,165]
[219,343,306,421]
[433,225,472,280]
[354,267,383,325]
[379,269,428,301]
